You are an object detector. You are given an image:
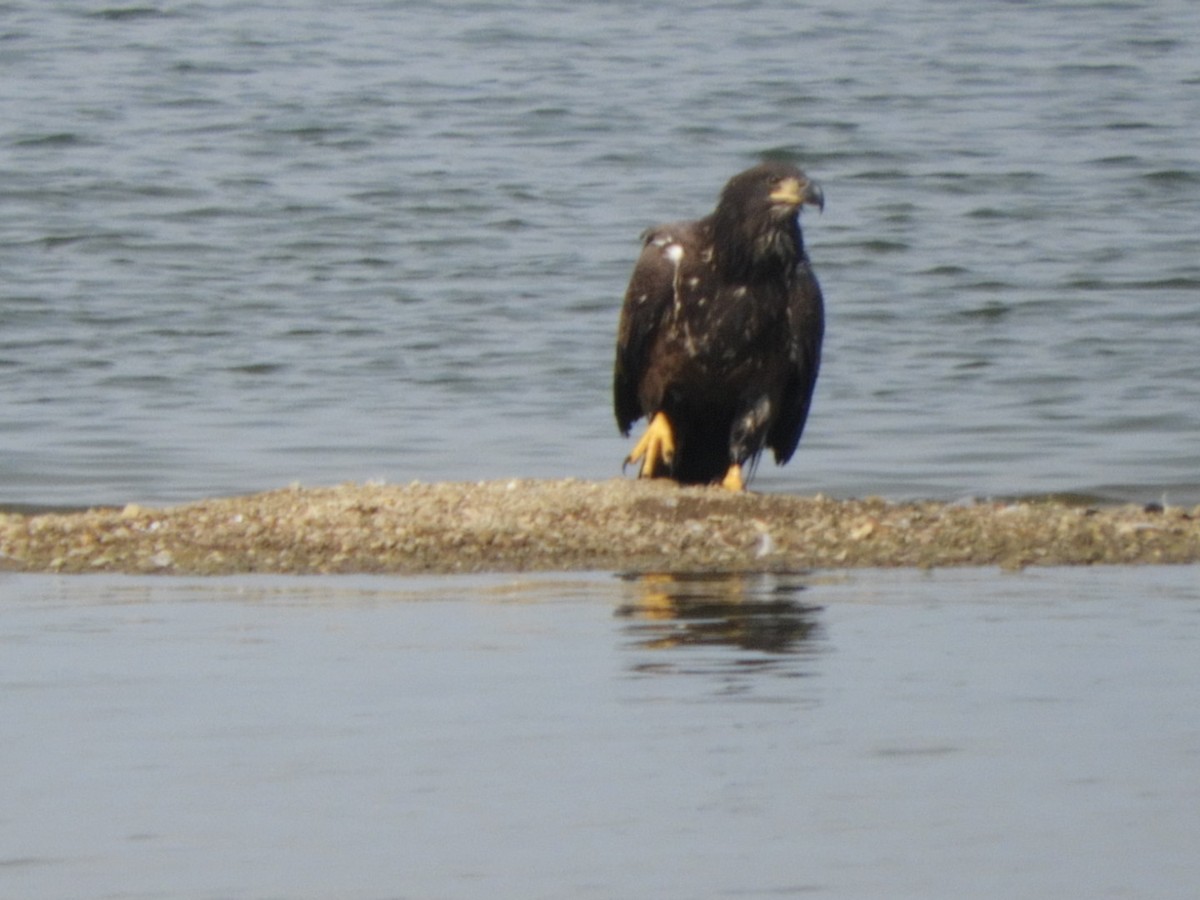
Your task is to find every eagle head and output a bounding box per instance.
[712,162,824,281]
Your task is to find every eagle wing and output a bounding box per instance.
[613,225,689,435]
[767,258,825,464]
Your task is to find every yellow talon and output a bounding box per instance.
[720,463,745,492]
[625,411,676,478]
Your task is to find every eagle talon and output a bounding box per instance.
[625,411,676,478]
[721,463,745,492]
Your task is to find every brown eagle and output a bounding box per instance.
[613,162,825,491]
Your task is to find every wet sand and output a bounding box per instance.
[3,478,1198,575]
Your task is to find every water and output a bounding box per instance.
[3,7,1199,897]
[1,0,1198,507]
[2,567,1199,899]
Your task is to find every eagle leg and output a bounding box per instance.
[624,411,676,478]
[720,463,745,492]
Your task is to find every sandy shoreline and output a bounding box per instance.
[2,478,1198,575]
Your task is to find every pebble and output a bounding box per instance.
[1,478,1198,575]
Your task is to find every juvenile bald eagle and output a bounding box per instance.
[614,162,825,490]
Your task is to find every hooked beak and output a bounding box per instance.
[770,176,825,213]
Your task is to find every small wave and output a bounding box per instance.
[226,363,288,376]
[84,6,176,21]
[13,132,90,148]
[1142,169,1200,185]
[954,302,1012,321]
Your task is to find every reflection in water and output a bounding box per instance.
[616,572,824,680]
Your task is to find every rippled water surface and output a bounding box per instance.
[3,568,1199,899]
[2,0,1198,506]
[4,9,1200,895]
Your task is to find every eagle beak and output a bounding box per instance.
[770,177,825,213]
[803,179,825,212]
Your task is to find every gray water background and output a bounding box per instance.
[2,0,1198,507]
[4,7,1200,898]
[3,568,1199,899]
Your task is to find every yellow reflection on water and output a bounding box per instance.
[615,571,823,658]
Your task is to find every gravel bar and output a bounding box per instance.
[2,478,1198,575]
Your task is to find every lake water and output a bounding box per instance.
[1,0,1199,507]
[3,5,1200,898]
[3,567,1199,899]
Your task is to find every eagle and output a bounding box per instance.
[613,161,825,491]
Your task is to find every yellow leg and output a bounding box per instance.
[625,411,675,478]
[720,463,745,492]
